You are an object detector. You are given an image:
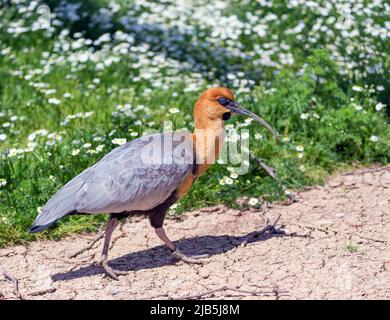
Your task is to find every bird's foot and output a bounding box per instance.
[98,260,127,280]
[171,248,210,265]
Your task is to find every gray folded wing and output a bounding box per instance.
[30,132,194,232]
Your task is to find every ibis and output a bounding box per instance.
[30,87,277,279]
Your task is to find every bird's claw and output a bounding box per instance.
[171,248,210,264]
[98,260,127,280]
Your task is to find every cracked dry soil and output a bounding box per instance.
[0,166,389,300]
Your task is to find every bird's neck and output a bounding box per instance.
[193,118,226,177]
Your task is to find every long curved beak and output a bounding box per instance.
[226,101,279,142]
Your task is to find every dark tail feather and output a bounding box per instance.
[29,210,78,233]
[29,223,55,233]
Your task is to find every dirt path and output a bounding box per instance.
[1,166,389,300]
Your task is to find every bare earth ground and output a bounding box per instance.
[1,166,389,300]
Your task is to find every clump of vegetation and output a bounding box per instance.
[0,0,388,247]
[346,244,359,253]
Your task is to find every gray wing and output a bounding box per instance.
[30,132,194,232]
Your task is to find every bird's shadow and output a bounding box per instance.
[52,229,304,282]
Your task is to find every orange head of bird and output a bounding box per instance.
[194,87,278,141]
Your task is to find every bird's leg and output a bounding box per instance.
[99,216,127,280]
[154,227,176,251]
[154,227,210,264]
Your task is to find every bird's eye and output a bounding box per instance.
[217,97,230,106]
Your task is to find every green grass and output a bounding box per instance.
[0,0,389,247]
[346,244,359,253]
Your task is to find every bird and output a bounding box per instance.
[30,87,278,279]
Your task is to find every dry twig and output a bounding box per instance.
[250,155,276,179]
[28,288,56,297]
[250,155,297,204]
[2,267,22,299]
[242,213,282,246]
[69,223,104,258]
[168,285,288,300]
[289,222,387,244]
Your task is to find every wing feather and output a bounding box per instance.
[30,132,194,232]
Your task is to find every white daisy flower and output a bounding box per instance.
[230,173,238,179]
[96,145,105,152]
[112,138,127,145]
[225,177,233,185]
[169,108,180,114]
[375,103,386,112]
[48,98,61,105]
[254,133,263,141]
[0,178,7,187]
[83,143,92,149]
[71,149,80,156]
[352,85,363,92]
